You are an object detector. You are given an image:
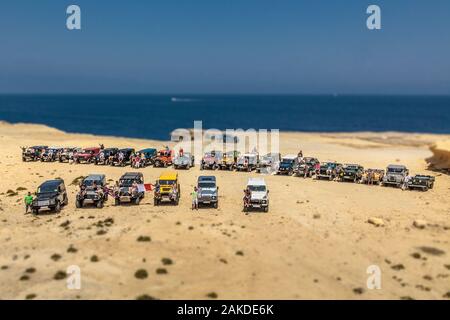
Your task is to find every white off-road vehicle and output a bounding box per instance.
[243,178,269,212]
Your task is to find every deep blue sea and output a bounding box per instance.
[0,95,449,140]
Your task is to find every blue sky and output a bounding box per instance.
[0,1,449,94]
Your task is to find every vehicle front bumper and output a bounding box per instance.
[247,200,268,208]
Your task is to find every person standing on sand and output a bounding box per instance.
[24,192,33,214]
[191,187,198,210]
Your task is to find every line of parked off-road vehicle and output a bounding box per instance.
[22,145,436,193]
[29,170,270,216]
[21,145,194,169]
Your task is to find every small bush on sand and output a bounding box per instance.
[70,176,85,186]
[54,271,67,280]
[136,294,157,300]
[137,236,151,242]
[134,269,148,279]
[206,292,218,299]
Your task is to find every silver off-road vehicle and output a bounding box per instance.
[197,176,219,208]
[200,150,222,170]
[382,164,409,187]
[236,153,259,172]
[173,152,195,169]
[256,153,281,174]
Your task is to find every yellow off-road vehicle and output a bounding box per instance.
[154,172,180,205]
[219,151,239,170]
[361,169,385,185]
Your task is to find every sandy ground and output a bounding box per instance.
[0,122,449,300]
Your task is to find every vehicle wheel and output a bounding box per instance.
[32,208,39,215]
[96,200,104,208]
[264,206,268,212]
[154,199,159,206]
[54,201,61,213]
[22,157,26,162]
[213,202,218,209]
[63,195,69,206]
[243,206,247,212]
[115,198,120,206]
[174,165,178,169]
[430,183,434,189]
[423,187,428,192]
[134,197,140,205]
[75,199,82,208]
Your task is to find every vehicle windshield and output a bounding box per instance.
[38,184,58,194]
[158,180,175,185]
[198,182,216,189]
[248,185,266,192]
[119,179,139,187]
[281,159,294,164]
[83,179,102,187]
[388,167,404,173]
[345,166,358,170]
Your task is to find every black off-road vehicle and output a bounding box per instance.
[316,162,342,180]
[31,179,68,214]
[406,175,435,191]
[295,157,319,178]
[111,148,135,167]
[75,174,108,208]
[94,148,118,165]
[338,164,364,182]
[115,172,145,205]
[58,147,80,163]
[40,147,63,162]
[277,155,299,175]
[22,146,48,162]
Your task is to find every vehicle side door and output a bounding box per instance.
[58,183,66,202]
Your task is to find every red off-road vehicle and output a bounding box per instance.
[73,147,100,164]
[153,149,174,167]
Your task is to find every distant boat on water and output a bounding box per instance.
[171,97,195,102]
